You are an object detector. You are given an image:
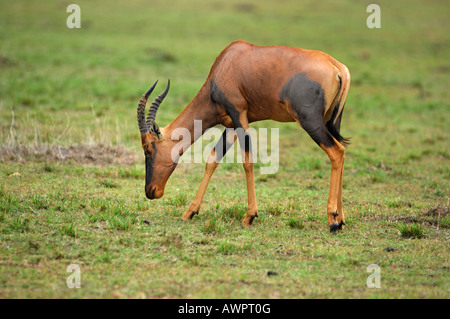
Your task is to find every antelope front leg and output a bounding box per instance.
[182,153,219,220]
[182,129,236,220]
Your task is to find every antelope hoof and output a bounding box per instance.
[330,221,346,233]
[242,214,258,227]
[182,210,198,220]
[329,222,340,233]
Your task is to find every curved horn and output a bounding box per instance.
[137,80,159,136]
[146,79,170,127]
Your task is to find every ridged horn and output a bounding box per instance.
[146,79,170,127]
[137,80,159,136]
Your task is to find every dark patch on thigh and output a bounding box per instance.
[280,73,325,110]
[280,73,335,147]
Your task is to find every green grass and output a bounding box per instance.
[167,193,189,207]
[396,223,425,239]
[0,0,449,298]
[60,224,77,237]
[200,216,220,235]
[286,217,305,230]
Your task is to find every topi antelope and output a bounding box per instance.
[137,41,350,232]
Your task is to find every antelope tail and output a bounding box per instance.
[326,65,351,146]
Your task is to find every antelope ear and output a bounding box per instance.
[149,120,163,141]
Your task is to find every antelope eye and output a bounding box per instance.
[143,144,154,158]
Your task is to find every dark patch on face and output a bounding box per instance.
[145,141,157,191]
[280,73,335,148]
[210,80,252,154]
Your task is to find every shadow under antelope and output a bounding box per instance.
[137,40,350,233]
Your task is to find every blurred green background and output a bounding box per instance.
[1,0,448,148]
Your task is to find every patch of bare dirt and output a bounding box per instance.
[391,205,449,227]
[423,205,449,218]
[0,144,138,166]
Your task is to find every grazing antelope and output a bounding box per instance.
[137,41,350,232]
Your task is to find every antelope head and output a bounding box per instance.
[137,80,176,199]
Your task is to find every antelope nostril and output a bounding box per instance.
[146,186,156,200]
[151,187,156,198]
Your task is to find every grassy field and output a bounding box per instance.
[0,0,449,298]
